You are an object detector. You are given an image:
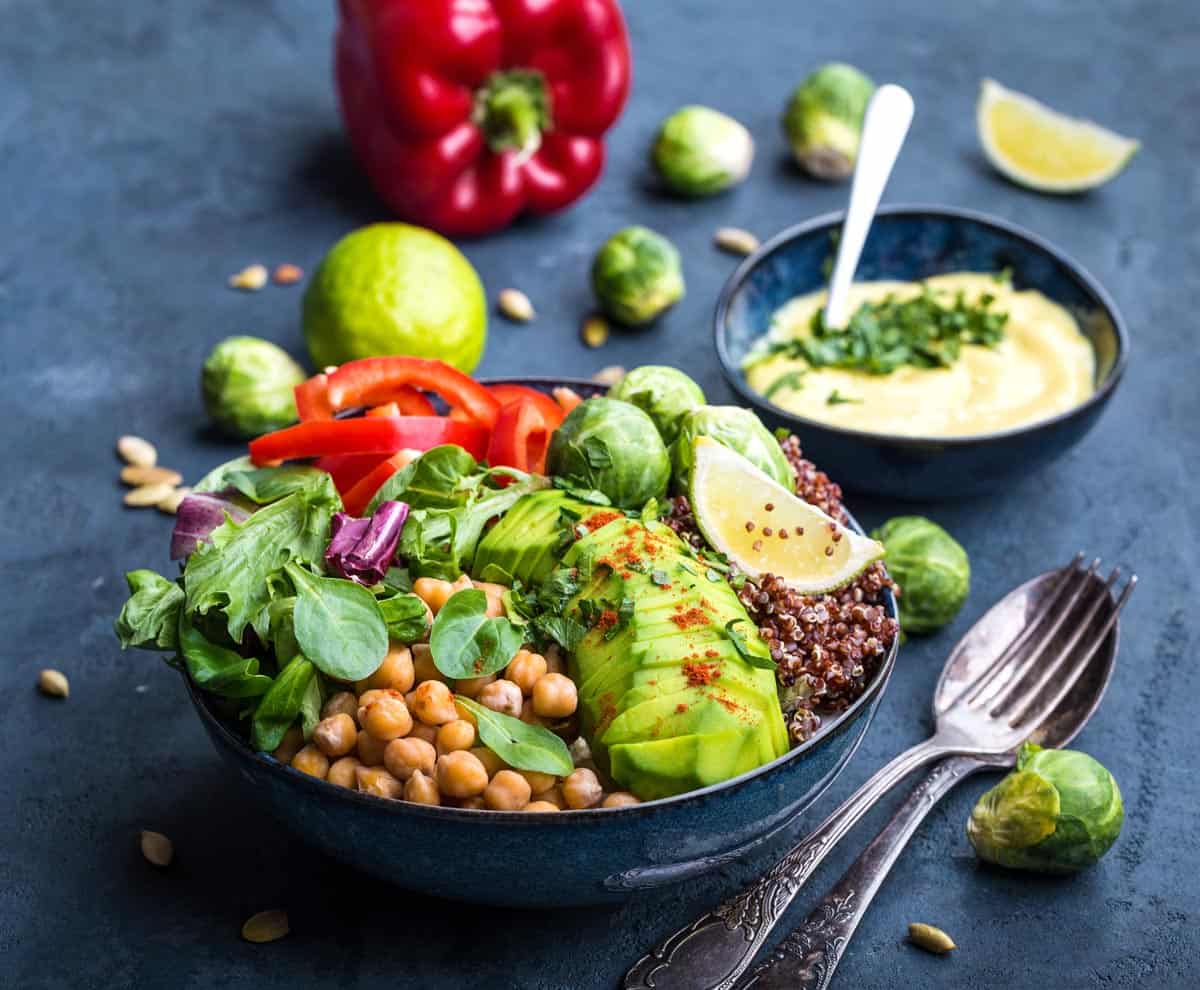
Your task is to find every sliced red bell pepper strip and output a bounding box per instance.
[249,416,488,465]
[488,384,565,429]
[362,385,438,417]
[487,399,551,474]
[315,453,390,493]
[341,452,415,517]
[295,374,334,421]
[324,358,500,428]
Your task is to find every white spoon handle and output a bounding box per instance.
[823,84,915,328]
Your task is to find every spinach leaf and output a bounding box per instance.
[455,697,573,776]
[178,617,272,698]
[115,570,184,650]
[429,589,524,679]
[382,566,412,594]
[285,563,389,681]
[367,445,480,513]
[725,619,776,670]
[184,487,337,643]
[252,656,316,752]
[224,465,340,506]
[378,591,431,644]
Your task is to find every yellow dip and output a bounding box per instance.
[744,273,1096,437]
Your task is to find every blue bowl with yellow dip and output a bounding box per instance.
[183,377,899,909]
[715,205,1129,499]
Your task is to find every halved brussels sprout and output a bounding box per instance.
[201,336,306,438]
[671,405,794,490]
[782,63,876,180]
[870,516,969,634]
[608,365,705,443]
[652,106,755,197]
[591,226,685,326]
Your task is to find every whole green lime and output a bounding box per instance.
[302,223,488,373]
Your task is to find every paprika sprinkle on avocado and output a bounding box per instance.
[670,607,709,630]
[583,510,623,533]
[682,660,721,687]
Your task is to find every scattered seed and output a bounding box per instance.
[592,365,626,386]
[764,502,774,512]
[795,526,805,536]
[38,668,69,698]
[779,529,788,539]
[229,264,269,291]
[120,465,182,487]
[497,288,535,323]
[117,435,157,468]
[824,544,835,557]
[762,527,773,537]
[140,830,174,867]
[124,482,177,508]
[832,530,843,542]
[714,227,760,256]
[242,909,290,944]
[752,539,763,552]
[156,487,191,515]
[908,923,955,954]
[744,521,755,533]
[272,263,304,286]
[581,316,610,349]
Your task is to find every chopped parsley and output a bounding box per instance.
[826,389,862,406]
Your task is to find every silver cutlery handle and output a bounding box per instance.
[622,738,949,990]
[734,756,987,990]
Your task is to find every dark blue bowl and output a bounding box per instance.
[715,205,1129,499]
[184,378,899,908]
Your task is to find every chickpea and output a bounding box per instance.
[519,699,539,725]
[411,680,458,725]
[356,728,389,766]
[470,746,507,777]
[455,673,495,699]
[355,765,403,799]
[484,770,532,811]
[436,750,489,798]
[321,691,359,724]
[456,796,487,810]
[532,672,578,719]
[562,768,603,809]
[543,644,566,675]
[291,744,329,779]
[411,644,452,686]
[403,769,440,806]
[507,650,548,695]
[478,679,523,718]
[313,713,358,757]
[517,770,557,794]
[360,691,413,741]
[532,785,565,809]
[408,721,438,745]
[367,644,415,693]
[602,791,640,808]
[384,737,437,781]
[524,801,560,813]
[472,580,507,618]
[437,719,476,755]
[326,756,362,789]
[355,688,390,721]
[272,725,304,764]
[412,577,454,614]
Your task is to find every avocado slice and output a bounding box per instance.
[474,490,608,586]
[609,729,764,800]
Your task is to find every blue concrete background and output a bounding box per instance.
[3,1,1197,987]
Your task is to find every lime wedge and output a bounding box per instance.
[977,79,1139,194]
[688,437,883,593]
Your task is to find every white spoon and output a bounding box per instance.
[822,84,915,329]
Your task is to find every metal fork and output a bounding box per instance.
[623,555,1117,990]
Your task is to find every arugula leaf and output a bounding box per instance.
[378,591,431,644]
[223,465,340,506]
[285,563,389,681]
[429,589,524,679]
[252,656,316,752]
[115,570,184,650]
[725,619,776,670]
[184,488,337,643]
[178,617,272,699]
[455,697,573,776]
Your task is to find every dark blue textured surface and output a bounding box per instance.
[717,207,1127,497]
[3,1,1198,988]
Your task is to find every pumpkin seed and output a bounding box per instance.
[120,465,182,487]
[38,668,69,698]
[714,227,760,256]
[124,482,177,507]
[908,922,956,954]
[140,830,174,867]
[228,264,269,291]
[497,288,535,323]
[157,487,191,515]
[117,435,157,468]
[592,365,626,386]
[272,263,304,286]
[581,316,609,349]
[242,909,289,943]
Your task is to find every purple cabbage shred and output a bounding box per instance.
[170,492,252,560]
[325,500,409,585]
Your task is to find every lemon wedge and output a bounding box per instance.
[688,437,884,593]
[977,79,1139,193]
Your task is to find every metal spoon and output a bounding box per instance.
[822,84,914,329]
[737,563,1131,988]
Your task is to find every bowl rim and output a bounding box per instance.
[713,203,1131,448]
[185,375,900,823]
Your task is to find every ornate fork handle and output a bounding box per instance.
[622,737,952,990]
[734,756,992,989]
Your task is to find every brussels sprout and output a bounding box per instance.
[547,397,671,509]
[201,336,306,439]
[870,516,968,634]
[591,226,685,326]
[968,743,1124,874]
[782,63,876,181]
[608,365,706,443]
[652,105,755,197]
[671,406,794,490]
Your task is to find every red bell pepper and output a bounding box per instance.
[323,357,501,428]
[295,374,334,421]
[315,453,389,493]
[341,452,415,517]
[488,384,565,429]
[249,416,488,465]
[335,0,632,238]
[487,399,552,474]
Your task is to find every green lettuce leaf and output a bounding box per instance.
[115,571,184,650]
